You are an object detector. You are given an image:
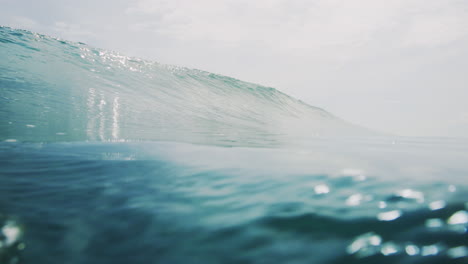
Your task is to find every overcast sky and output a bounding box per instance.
[1,0,468,137]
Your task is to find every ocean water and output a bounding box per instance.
[0,26,467,264]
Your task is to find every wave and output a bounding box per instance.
[0,26,374,146]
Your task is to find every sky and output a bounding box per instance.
[1,0,468,137]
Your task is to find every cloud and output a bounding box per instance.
[401,13,468,48]
[52,21,95,42]
[8,16,39,30]
[125,0,468,60]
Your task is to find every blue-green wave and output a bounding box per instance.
[0,26,374,146]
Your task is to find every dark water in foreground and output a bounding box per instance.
[1,140,467,264]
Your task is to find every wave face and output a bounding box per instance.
[0,27,372,146]
[1,27,467,264]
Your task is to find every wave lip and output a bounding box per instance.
[0,26,376,146]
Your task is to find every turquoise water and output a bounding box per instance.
[0,27,467,264]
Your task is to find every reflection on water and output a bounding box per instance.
[86,87,96,139]
[112,96,120,140]
[85,87,121,141]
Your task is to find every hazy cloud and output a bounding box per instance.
[53,21,95,40]
[7,16,38,30]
